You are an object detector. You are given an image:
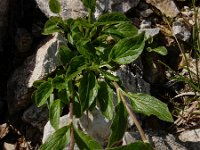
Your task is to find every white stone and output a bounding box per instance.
[179,128,200,142]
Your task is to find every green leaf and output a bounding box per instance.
[49,0,61,14]
[58,45,75,66]
[66,55,88,80]
[147,46,168,56]
[96,12,130,25]
[74,127,102,149]
[40,125,70,150]
[108,101,128,147]
[33,80,53,107]
[33,80,45,88]
[82,0,96,12]
[43,17,62,35]
[79,72,99,111]
[107,141,153,150]
[50,99,63,130]
[97,81,114,120]
[127,93,173,122]
[101,70,119,82]
[109,33,145,65]
[52,75,66,91]
[103,22,138,38]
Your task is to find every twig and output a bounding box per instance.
[112,82,148,143]
[172,92,200,100]
[69,96,75,150]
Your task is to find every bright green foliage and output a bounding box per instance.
[74,127,102,149]
[33,0,174,149]
[147,46,168,56]
[108,101,128,147]
[40,125,70,150]
[128,93,173,122]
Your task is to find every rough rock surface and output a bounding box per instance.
[0,0,9,52]
[42,108,110,147]
[7,34,67,115]
[145,0,179,18]
[35,0,140,19]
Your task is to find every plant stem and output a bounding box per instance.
[112,82,148,143]
[69,96,75,150]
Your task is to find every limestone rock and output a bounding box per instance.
[35,0,140,19]
[7,34,67,115]
[42,108,110,148]
[145,0,179,18]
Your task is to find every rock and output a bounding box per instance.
[145,0,179,18]
[140,20,152,29]
[172,20,191,42]
[43,108,110,148]
[35,0,140,19]
[3,142,16,150]
[22,105,48,132]
[123,131,187,150]
[7,33,67,115]
[179,128,200,143]
[0,0,9,52]
[140,28,160,39]
[140,9,153,17]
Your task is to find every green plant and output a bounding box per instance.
[33,0,173,149]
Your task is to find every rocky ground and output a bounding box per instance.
[0,0,200,149]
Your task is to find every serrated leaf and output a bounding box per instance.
[101,70,119,81]
[66,55,88,80]
[49,0,61,14]
[40,125,70,150]
[96,13,130,25]
[50,99,63,129]
[147,46,168,56]
[107,141,153,150]
[97,81,114,120]
[82,0,96,12]
[52,75,66,90]
[79,72,99,111]
[128,93,173,122]
[43,18,62,35]
[58,45,75,66]
[33,81,53,107]
[103,22,138,38]
[74,127,102,149]
[109,33,145,65]
[108,101,128,147]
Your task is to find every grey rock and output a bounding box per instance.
[43,108,110,148]
[145,0,179,18]
[140,20,152,29]
[3,142,16,150]
[140,28,160,39]
[140,9,153,17]
[0,0,9,52]
[35,0,140,19]
[123,131,187,150]
[172,20,191,42]
[7,33,67,115]
[22,105,48,132]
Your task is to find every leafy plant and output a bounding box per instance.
[33,0,173,149]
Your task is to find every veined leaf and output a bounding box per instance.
[58,45,75,66]
[66,55,88,80]
[103,22,138,38]
[33,80,53,107]
[147,46,168,56]
[82,0,96,12]
[101,70,119,82]
[50,99,63,130]
[107,141,153,150]
[52,75,66,91]
[74,127,102,149]
[127,93,173,122]
[109,33,145,65]
[40,125,70,150]
[97,81,114,120]
[49,0,61,14]
[108,101,128,147]
[43,17,62,35]
[96,12,130,25]
[79,72,99,111]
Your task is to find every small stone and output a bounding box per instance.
[140,20,152,29]
[140,9,153,17]
[140,27,160,39]
[172,20,191,42]
[179,128,200,142]
[3,142,16,150]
